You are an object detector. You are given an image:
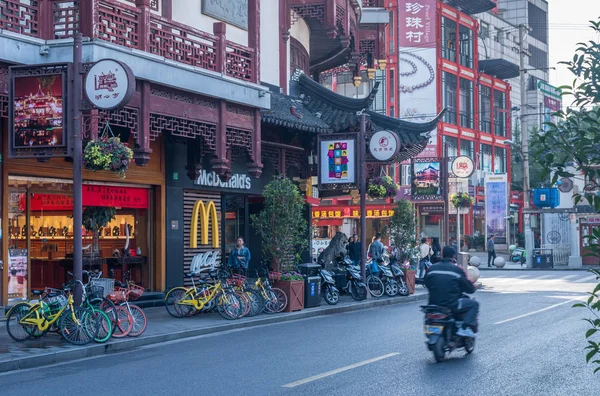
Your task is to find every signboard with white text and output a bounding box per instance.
[84,59,135,110]
[369,131,400,161]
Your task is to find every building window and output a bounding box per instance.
[494,90,507,137]
[443,135,458,157]
[442,72,457,124]
[528,44,548,70]
[459,24,473,68]
[442,17,456,63]
[389,70,395,103]
[479,85,491,133]
[460,139,474,158]
[494,147,507,173]
[389,106,395,117]
[480,143,492,172]
[389,11,395,54]
[459,78,474,129]
[480,22,490,39]
[371,70,386,114]
[528,2,548,44]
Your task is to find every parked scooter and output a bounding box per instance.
[510,247,526,265]
[388,262,410,296]
[420,296,477,362]
[318,266,340,305]
[376,261,400,297]
[336,256,368,301]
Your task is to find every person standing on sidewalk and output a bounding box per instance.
[348,234,361,266]
[418,237,432,278]
[228,237,251,276]
[487,234,496,267]
[368,233,384,274]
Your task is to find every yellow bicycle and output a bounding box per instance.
[6,288,99,345]
[164,273,243,320]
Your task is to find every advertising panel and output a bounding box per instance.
[538,81,562,132]
[318,134,357,190]
[485,174,508,244]
[411,158,441,201]
[398,0,438,158]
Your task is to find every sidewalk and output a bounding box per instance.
[0,291,427,373]
[467,251,597,271]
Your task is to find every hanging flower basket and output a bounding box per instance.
[450,192,474,208]
[83,137,133,177]
[367,176,399,199]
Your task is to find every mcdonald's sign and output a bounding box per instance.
[190,200,220,249]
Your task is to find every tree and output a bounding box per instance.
[250,176,308,272]
[386,199,416,250]
[532,20,600,374]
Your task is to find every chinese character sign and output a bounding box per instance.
[485,175,508,244]
[319,138,356,185]
[398,0,438,158]
[12,74,65,149]
[84,59,135,110]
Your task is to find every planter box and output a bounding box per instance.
[403,269,416,294]
[274,280,304,312]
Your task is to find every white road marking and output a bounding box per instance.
[282,353,399,388]
[558,275,578,280]
[494,298,583,325]
[573,275,599,283]
[533,275,554,280]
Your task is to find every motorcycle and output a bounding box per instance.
[388,262,410,296]
[337,256,368,301]
[318,266,340,305]
[510,247,526,265]
[376,261,401,297]
[420,299,477,362]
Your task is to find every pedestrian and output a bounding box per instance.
[418,237,432,278]
[487,234,496,267]
[368,233,384,274]
[228,237,251,276]
[431,237,441,264]
[348,234,361,266]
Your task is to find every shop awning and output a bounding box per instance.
[313,205,396,220]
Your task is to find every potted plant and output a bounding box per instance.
[251,176,308,312]
[82,206,116,255]
[367,176,398,200]
[83,136,133,178]
[450,192,474,209]
[385,200,417,293]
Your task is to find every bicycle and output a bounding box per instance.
[6,287,99,345]
[107,279,147,337]
[164,270,243,320]
[251,268,288,314]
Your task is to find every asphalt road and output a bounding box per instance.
[1,270,599,396]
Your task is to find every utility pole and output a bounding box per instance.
[518,24,533,268]
[359,113,368,286]
[72,30,83,303]
[443,143,449,246]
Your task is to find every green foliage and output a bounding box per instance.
[386,200,415,250]
[450,192,474,208]
[531,20,600,373]
[82,206,116,232]
[367,176,398,199]
[250,176,308,273]
[83,137,133,178]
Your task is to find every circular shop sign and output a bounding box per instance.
[84,59,135,110]
[369,131,400,162]
[451,155,475,178]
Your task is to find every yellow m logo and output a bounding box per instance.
[190,200,220,249]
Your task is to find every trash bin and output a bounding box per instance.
[533,249,554,268]
[304,276,321,308]
[297,263,321,277]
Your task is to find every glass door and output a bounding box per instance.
[223,195,247,264]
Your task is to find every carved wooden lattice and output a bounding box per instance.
[99,107,139,132]
[285,149,306,176]
[262,145,281,173]
[0,95,8,118]
[359,39,376,54]
[290,37,310,75]
[0,66,8,95]
[226,42,254,82]
[150,114,217,150]
[291,4,325,24]
[226,127,253,158]
[0,0,39,37]
[123,0,159,10]
[149,17,218,71]
[150,86,217,107]
[96,1,140,48]
[226,103,253,117]
[53,1,79,39]
[335,4,345,31]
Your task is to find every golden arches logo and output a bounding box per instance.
[190,200,219,249]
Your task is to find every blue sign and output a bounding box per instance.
[485,175,508,244]
[310,282,316,296]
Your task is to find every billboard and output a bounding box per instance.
[318,134,357,190]
[485,174,508,244]
[538,81,562,132]
[411,158,441,201]
[398,0,438,158]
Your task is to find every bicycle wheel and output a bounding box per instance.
[165,287,194,318]
[6,303,35,342]
[264,288,288,313]
[246,290,264,317]
[350,282,367,301]
[217,291,242,320]
[91,309,112,343]
[60,307,98,345]
[234,291,251,318]
[122,304,147,337]
[109,305,133,338]
[366,275,385,298]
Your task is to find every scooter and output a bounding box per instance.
[388,262,410,296]
[510,247,526,265]
[318,266,340,305]
[377,261,400,297]
[336,256,368,301]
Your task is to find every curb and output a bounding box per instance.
[0,293,427,373]
[477,267,599,271]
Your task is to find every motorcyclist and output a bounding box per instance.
[424,246,478,338]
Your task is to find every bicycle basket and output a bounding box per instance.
[91,278,115,297]
[87,285,104,301]
[127,283,145,300]
[107,287,127,303]
[226,278,244,288]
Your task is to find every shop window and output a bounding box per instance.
[389,10,395,54]
[459,24,473,68]
[459,78,474,129]
[443,135,458,157]
[442,17,456,62]
[480,22,490,39]
[442,72,457,124]
[494,90,507,137]
[389,70,395,103]
[494,147,507,173]
[479,85,492,133]
[480,143,492,172]
[460,139,474,158]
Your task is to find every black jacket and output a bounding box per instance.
[424,259,476,310]
[348,242,361,261]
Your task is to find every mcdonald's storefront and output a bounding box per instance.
[165,139,276,289]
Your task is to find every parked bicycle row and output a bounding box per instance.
[5,270,147,345]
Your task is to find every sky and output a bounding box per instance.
[548,0,600,95]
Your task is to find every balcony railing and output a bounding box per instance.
[0,0,257,83]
